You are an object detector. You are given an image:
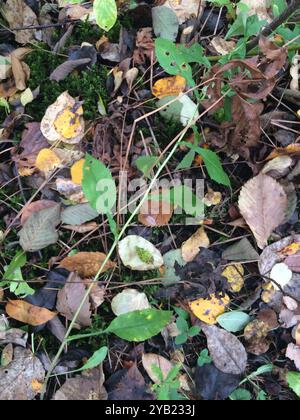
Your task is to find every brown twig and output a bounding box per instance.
[246,0,300,52]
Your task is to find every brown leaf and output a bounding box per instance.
[0,347,45,400]
[3,0,39,44]
[138,200,173,227]
[182,227,210,263]
[142,353,173,384]
[244,320,271,355]
[53,365,107,400]
[202,324,247,375]
[59,252,116,278]
[238,174,288,249]
[152,75,186,99]
[133,28,154,65]
[62,222,98,234]
[21,200,58,225]
[10,53,28,91]
[49,58,91,82]
[56,272,92,328]
[259,37,288,79]
[6,300,57,326]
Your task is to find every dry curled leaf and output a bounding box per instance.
[59,252,116,278]
[152,75,186,99]
[182,227,210,263]
[6,300,57,326]
[238,174,288,249]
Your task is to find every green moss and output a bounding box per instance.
[25,46,108,121]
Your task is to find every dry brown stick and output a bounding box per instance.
[247,0,300,52]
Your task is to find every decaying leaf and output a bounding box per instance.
[202,324,247,375]
[35,149,62,174]
[204,189,222,207]
[189,294,230,325]
[0,328,28,347]
[21,200,58,225]
[6,300,56,326]
[138,200,173,227]
[211,37,236,56]
[19,203,61,252]
[182,227,210,263]
[0,347,45,400]
[41,92,85,145]
[152,75,186,99]
[59,252,116,278]
[118,236,164,271]
[222,238,260,262]
[244,320,271,356]
[111,289,151,316]
[56,273,92,328]
[239,174,288,249]
[222,264,244,293]
[3,0,39,44]
[286,343,300,371]
[53,365,107,400]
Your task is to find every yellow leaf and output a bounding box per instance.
[71,158,85,185]
[222,264,244,293]
[189,293,230,325]
[278,242,300,257]
[152,75,186,99]
[261,282,276,303]
[31,379,43,393]
[54,106,84,140]
[182,227,210,263]
[204,188,222,207]
[35,148,61,173]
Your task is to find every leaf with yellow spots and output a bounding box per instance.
[35,149,61,173]
[152,75,186,99]
[41,91,85,145]
[261,282,276,304]
[189,293,230,325]
[222,264,244,293]
[278,242,300,257]
[71,159,85,185]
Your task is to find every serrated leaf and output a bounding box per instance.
[217,311,251,333]
[105,309,173,342]
[135,156,159,179]
[94,0,117,31]
[61,203,99,225]
[19,204,61,252]
[152,6,179,41]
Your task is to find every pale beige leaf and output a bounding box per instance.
[142,353,173,384]
[238,174,287,249]
[182,227,210,262]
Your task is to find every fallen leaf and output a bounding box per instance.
[157,94,199,126]
[0,328,28,347]
[62,222,98,234]
[266,144,300,160]
[279,243,300,257]
[270,263,293,290]
[83,281,105,310]
[19,203,61,252]
[222,264,244,293]
[6,300,56,326]
[142,353,173,384]
[35,148,62,174]
[53,365,107,400]
[111,289,151,316]
[49,58,91,82]
[285,255,300,273]
[217,311,251,333]
[56,178,85,203]
[118,235,164,271]
[238,174,288,249]
[138,200,173,227]
[202,324,247,375]
[59,252,116,278]
[189,294,230,325]
[211,37,236,55]
[261,156,293,179]
[244,320,271,356]
[152,6,179,41]
[195,364,240,400]
[182,227,210,263]
[152,75,186,99]
[71,158,85,185]
[41,91,85,145]
[204,189,222,207]
[3,0,39,44]
[61,203,99,225]
[21,200,58,225]
[56,272,92,328]
[0,347,45,400]
[222,238,260,261]
[286,343,300,371]
[165,0,206,24]
[238,0,272,21]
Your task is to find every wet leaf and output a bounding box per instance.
[189,294,230,325]
[238,174,288,249]
[6,300,56,326]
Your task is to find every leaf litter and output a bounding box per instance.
[0,0,300,402]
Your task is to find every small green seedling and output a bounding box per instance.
[174,308,201,345]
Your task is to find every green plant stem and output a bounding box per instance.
[40,113,194,399]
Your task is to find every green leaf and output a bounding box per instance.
[93,0,117,31]
[80,346,108,371]
[82,154,117,214]
[105,309,173,342]
[176,317,189,333]
[135,156,159,179]
[230,388,252,400]
[197,349,212,367]
[175,333,188,345]
[157,95,199,126]
[1,250,34,297]
[152,6,179,41]
[18,204,61,252]
[176,149,195,170]
[287,372,300,397]
[217,311,251,333]
[188,325,201,337]
[183,143,231,187]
